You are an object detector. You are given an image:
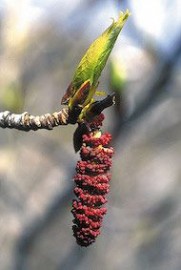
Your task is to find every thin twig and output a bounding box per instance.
[0,95,115,131]
[0,109,69,131]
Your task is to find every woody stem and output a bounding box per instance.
[0,94,115,132]
[0,108,69,131]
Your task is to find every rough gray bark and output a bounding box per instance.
[0,95,115,131]
[0,109,69,131]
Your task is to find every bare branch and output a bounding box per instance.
[0,109,69,131]
[0,95,115,132]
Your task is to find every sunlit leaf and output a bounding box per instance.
[61,10,130,107]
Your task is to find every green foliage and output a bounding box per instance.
[61,10,130,118]
[1,83,24,112]
[109,60,127,92]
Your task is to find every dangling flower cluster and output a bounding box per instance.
[71,114,114,246]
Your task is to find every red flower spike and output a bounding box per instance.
[72,113,114,246]
[89,113,105,129]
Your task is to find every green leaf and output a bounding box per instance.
[61,10,130,106]
[109,60,127,91]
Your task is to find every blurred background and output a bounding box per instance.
[0,0,181,269]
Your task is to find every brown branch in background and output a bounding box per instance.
[0,108,69,131]
[111,34,181,141]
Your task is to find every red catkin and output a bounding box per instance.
[72,114,114,246]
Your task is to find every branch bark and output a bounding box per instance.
[0,109,70,131]
[0,95,115,131]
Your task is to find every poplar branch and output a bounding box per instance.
[0,95,115,131]
[0,108,69,131]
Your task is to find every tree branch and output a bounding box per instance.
[0,109,69,131]
[0,95,115,131]
[112,34,181,141]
